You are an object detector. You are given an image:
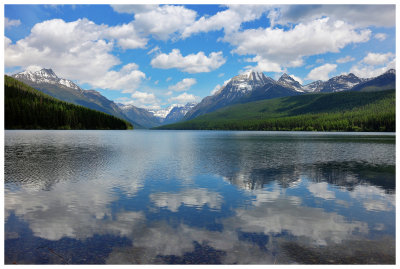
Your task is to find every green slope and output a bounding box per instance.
[5,75,133,130]
[12,74,144,129]
[155,90,395,132]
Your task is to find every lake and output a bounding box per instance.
[4,130,396,264]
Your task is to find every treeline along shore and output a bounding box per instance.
[155,90,395,132]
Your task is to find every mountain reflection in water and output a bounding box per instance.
[5,130,395,264]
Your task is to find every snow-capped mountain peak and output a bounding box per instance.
[36,68,58,79]
[227,70,274,93]
[242,70,268,81]
[303,72,366,93]
[278,73,304,92]
[178,102,197,116]
[239,70,273,83]
[147,103,198,119]
[323,73,364,92]
[13,68,81,91]
[147,104,184,119]
[279,73,293,80]
[163,102,198,124]
[303,80,324,92]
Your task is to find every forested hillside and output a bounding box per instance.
[156,90,395,132]
[5,75,133,130]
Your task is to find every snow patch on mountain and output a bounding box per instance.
[180,102,197,115]
[303,80,324,92]
[277,73,304,92]
[59,78,80,90]
[147,104,184,119]
[13,68,81,91]
[228,71,274,93]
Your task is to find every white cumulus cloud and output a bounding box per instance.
[6,19,116,81]
[132,5,197,41]
[151,49,226,73]
[129,91,161,109]
[4,18,147,92]
[306,63,337,81]
[349,52,396,78]
[362,52,395,66]
[94,63,146,93]
[350,57,395,79]
[181,5,270,38]
[168,92,200,104]
[105,22,148,50]
[249,57,284,73]
[225,18,370,73]
[168,78,197,92]
[350,63,396,79]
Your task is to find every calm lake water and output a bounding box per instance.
[4,130,396,264]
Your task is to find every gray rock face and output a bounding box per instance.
[185,71,300,120]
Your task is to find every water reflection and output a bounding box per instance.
[150,189,223,212]
[4,143,115,191]
[4,130,395,264]
[222,161,395,192]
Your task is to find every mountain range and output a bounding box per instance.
[12,69,142,126]
[185,69,395,120]
[11,68,395,128]
[117,102,196,128]
[185,71,303,120]
[12,69,196,128]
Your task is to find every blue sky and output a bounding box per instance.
[4,3,396,109]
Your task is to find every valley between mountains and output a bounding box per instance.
[7,67,396,131]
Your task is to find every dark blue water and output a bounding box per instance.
[4,130,396,264]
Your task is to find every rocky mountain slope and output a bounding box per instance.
[12,68,199,128]
[350,69,395,92]
[12,68,142,128]
[185,71,302,120]
[184,69,395,120]
[12,67,395,127]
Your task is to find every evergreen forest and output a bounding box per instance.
[156,89,395,132]
[5,75,133,130]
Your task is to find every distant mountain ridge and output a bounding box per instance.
[163,103,197,125]
[118,102,197,127]
[184,68,395,120]
[11,68,197,128]
[118,104,162,128]
[12,67,395,128]
[317,73,368,93]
